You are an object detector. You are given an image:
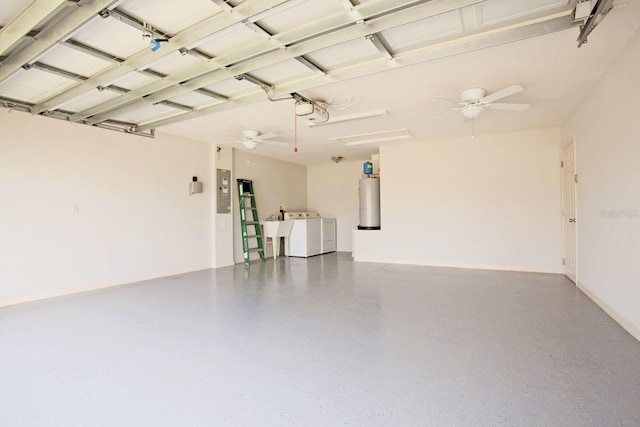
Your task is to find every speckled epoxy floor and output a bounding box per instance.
[1,252,639,426]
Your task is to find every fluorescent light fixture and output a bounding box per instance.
[331,128,411,146]
[343,135,412,146]
[307,109,387,127]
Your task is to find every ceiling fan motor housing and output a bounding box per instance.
[459,87,486,102]
[460,88,487,118]
[242,129,260,139]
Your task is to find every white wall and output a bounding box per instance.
[353,127,563,273]
[232,149,307,262]
[307,160,361,252]
[0,113,213,307]
[562,28,640,339]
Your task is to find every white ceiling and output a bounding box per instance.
[1,0,639,165]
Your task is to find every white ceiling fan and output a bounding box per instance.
[421,85,531,120]
[220,129,287,150]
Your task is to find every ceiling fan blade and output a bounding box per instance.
[435,96,463,105]
[485,102,530,111]
[257,132,277,140]
[480,85,524,104]
[419,107,462,118]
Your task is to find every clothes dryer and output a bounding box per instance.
[284,212,322,257]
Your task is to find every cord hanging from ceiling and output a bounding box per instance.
[471,117,476,139]
[293,101,298,153]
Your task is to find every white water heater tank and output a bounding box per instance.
[358,177,380,230]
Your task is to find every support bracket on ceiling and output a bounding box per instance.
[577,0,616,47]
[366,33,393,60]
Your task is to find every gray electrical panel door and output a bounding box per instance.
[217,169,231,214]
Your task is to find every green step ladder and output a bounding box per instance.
[237,179,266,265]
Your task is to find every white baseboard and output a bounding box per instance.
[0,265,213,309]
[352,256,562,274]
[577,282,640,342]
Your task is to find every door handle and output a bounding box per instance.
[569,218,576,223]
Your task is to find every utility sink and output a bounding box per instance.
[261,220,294,259]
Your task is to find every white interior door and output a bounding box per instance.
[561,139,577,283]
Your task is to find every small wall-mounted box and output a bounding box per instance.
[189,176,203,195]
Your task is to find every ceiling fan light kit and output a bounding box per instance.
[243,139,259,150]
[462,105,484,119]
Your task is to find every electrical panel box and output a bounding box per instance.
[217,169,231,213]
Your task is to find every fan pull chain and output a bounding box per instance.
[294,102,298,153]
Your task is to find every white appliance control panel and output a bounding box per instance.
[284,212,304,220]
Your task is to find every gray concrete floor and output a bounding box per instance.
[1,252,639,426]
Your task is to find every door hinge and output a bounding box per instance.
[574,174,578,183]
[562,257,566,265]
[561,161,564,168]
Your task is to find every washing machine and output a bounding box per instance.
[320,217,336,254]
[284,212,322,257]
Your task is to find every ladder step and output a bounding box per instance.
[238,178,266,265]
